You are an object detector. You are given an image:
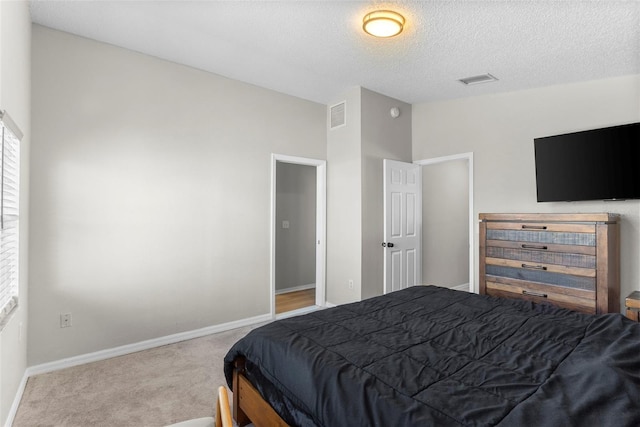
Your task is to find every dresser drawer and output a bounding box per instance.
[486,278,596,314]
[626,309,640,322]
[486,228,596,247]
[486,255,596,276]
[485,264,595,291]
[486,239,596,256]
[486,246,596,269]
[486,221,595,233]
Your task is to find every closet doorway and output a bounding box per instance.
[270,154,326,318]
[415,153,474,293]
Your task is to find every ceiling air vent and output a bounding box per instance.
[458,73,499,85]
[329,101,346,129]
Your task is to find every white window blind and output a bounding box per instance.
[0,110,21,328]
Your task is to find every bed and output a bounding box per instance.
[223,286,640,426]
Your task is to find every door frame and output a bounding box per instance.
[414,152,475,293]
[270,154,327,317]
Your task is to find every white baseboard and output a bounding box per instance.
[324,302,337,308]
[26,313,272,377]
[274,283,315,295]
[422,283,471,292]
[5,371,28,427]
[451,283,471,292]
[275,305,320,320]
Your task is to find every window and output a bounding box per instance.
[0,110,21,328]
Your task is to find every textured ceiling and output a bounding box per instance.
[29,1,640,105]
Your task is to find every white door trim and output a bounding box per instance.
[270,154,327,317]
[414,152,475,294]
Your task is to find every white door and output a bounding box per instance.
[383,159,422,294]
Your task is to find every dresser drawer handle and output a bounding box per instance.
[521,263,547,271]
[523,289,548,298]
[521,244,548,250]
[522,225,548,230]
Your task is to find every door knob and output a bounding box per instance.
[381,242,394,248]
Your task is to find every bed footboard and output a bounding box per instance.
[232,357,289,427]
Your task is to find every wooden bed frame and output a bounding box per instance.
[232,357,289,427]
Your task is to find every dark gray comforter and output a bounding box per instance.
[224,286,640,426]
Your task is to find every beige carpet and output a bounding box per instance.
[13,325,257,427]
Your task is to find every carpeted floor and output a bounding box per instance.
[13,325,257,427]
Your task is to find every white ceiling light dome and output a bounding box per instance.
[363,10,405,38]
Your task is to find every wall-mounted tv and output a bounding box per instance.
[534,122,640,202]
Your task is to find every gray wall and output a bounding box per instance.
[275,162,316,292]
[326,88,362,304]
[413,74,640,309]
[421,160,469,287]
[360,89,412,300]
[326,87,412,304]
[29,25,326,365]
[0,1,30,424]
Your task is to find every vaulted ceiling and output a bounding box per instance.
[30,1,640,105]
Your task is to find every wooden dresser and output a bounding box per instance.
[479,213,619,314]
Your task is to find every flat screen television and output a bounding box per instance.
[534,122,640,202]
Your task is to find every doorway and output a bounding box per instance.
[415,153,474,293]
[270,154,326,318]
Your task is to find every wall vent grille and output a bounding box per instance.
[329,101,346,129]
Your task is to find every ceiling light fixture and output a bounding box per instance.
[363,10,405,38]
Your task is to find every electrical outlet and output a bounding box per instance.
[348,279,354,290]
[60,313,72,328]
